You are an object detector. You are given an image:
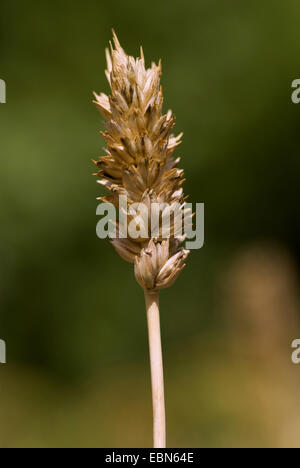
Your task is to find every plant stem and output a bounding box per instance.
[145,291,166,448]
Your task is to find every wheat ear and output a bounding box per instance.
[93,32,190,448]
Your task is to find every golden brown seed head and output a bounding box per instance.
[94,32,189,292]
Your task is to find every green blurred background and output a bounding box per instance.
[1,0,300,448]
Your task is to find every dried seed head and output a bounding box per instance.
[94,32,190,292]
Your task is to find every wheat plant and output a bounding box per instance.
[93,32,190,448]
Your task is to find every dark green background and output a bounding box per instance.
[0,0,300,447]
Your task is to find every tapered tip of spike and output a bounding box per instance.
[112,29,121,49]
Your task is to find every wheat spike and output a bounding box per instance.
[93,32,190,292]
